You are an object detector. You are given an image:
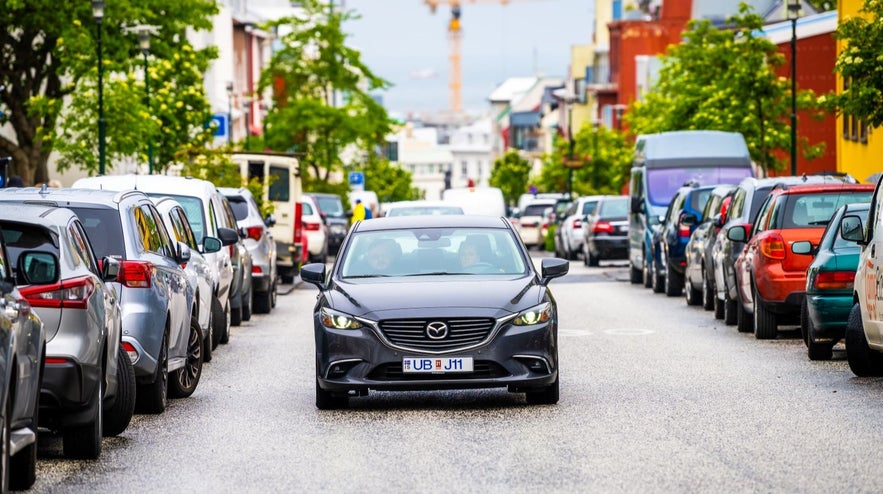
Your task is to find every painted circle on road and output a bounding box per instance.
[603,328,655,336]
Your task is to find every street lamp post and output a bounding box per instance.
[226,82,234,145]
[92,1,106,176]
[567,103,575,199]
[138,28,153,174]
[788,0,801,176]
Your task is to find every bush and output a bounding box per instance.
[545,224,557,252]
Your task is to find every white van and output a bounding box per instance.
[230,152,303,283]
[442,186,506,217]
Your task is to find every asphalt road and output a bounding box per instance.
[23,257,883,493]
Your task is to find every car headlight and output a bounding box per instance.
[512,302,552,326]
[320,308,363,330]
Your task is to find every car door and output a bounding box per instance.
[859,182,883,346]
[739,194,776,311]
[169,205,213,332]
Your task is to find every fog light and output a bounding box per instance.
[514,355,551,374]
[121,341,139,364]
[327,360,360,378]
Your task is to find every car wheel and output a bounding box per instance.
[664,263,682,297]
[629,258,642,284]
[203,307,213,364]
[135,330,168,414]
[736,297,753,333]
[315,379,348,410]
[253,289,272,314]
[220,300,231,344]
[685,276,701,306]
[280,273,294,284]
[241,285,252,322]
[724,295,738,326]
[2,388,10,493]
[806,308,834,361]
[845,303,883,377]
[211,296,226,350]
[753,283,777,340]
[702,272,715,311]
[651,259,664,294]
[103,344,135,437]
[583,244,591,267]
[525,375,560,405]
[169,319,203,398]
[588,248,600,267]
[10,346,41,490]
[800,299,810,346]
[270,277,278,308]
[642,255,652,288]
[63,369,102,459]
[230,297,242,327]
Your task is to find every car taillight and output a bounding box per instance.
[593,221,614,234]
[19,275,95,309]
[573,218,582,229]
[117,261,153,288]
[814,271,854,290]
[678,222,692,238]
[121,341,139,364]
[759,233,786,260]
[293,201,303,244]
[246,225,263,241]
[252,265,263,275]
[304,221,320,231]
[44,357,70,365]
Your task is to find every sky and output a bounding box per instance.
[342,0,595,117]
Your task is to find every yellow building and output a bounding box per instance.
[837,0,882,183]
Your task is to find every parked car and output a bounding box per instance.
[383,200,465,217]
[302,195,329,264]
[683,184,736,309]
[219,193,253,326]
[711,174,856,326]
[73,175,241,350]
[153,196,222,365]
[518,199,559,250]
[728,182,873,339]
[0,202,131,459]
[0,218,46,488]
[648,183,715,296]
[306,192,348,256]
[555,195,603,260]
[300,215,569,409]
[582,195,630,267]
[220,187,278,314]
[792,203,869,360]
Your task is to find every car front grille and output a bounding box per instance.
[378,318,496,352]
[366,361,509,381]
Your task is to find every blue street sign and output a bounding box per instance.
[212,114,228,138]
[348,171,364,186]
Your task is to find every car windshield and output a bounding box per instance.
[387,206,464,217]
[68,207,127,259]
[339,227,527,278]
[599,197,629,217]
[150,194,207,242]
[522,203,555,217]
[314,195,344,217]
[646,167,753,207]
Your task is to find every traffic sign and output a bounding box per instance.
[211,114,228,138]
[348,171,364,185]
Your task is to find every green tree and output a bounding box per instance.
[259,0,394,186]
[361,156,418,205]
[0,0,217,183]
[626,3,823,175]
[828,0,883,126]
[537,125,633,195]
[489,150,532,206]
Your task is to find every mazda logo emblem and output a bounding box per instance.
[426,321,448,340]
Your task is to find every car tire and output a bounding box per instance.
[169,319,203,398]
[588,248,600,267]
[241,285,252,322]
[800,299,810,346]
[281,273,294,284]
[736,297,753,333]
[10,347,42,491]
[630,259,642,284]
[135,330,168,414]
[664,263,682,297]
[103,344,135,437]
[525,375,560,405]
[63,370,102,459]
[220,300,231,344]
[315,379,348,410]
[642,255,653,288]
[753,283,777,340]
[651,259,664,294]
[702,272,715,311]
[203,308,214,364]
[2,389,10,493]
[230,297,242,327]
[685,276,701,306]
[845,303,883,377]
[803,300,834,361]
[211,296,227,350]
[253,289,272,314]
[584,244,591,267]
[271,277,278,308]
[724,295,738,325]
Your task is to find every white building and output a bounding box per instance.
[448,118,493,188]
[390,123,454,201]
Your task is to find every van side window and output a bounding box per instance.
[248,161,264,183]
[269,166,289,202]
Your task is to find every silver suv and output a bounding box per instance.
[220,187,278,314]
[0,202,131,459]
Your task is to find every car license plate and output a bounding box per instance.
[403,357,473,373]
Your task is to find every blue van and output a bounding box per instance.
[628,130,754,285]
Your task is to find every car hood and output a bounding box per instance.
[326,276,544,320]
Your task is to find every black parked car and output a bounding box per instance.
[582,195,629,267]
[300,215,569,409]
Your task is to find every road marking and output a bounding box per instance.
[603,328,655,336]
[559,329,594,337]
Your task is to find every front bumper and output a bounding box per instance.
[315,317,558,393]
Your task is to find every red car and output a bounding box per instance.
[727,182,874,339]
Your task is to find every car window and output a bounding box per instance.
[68,221,99,274]
[752,195,775,236]
[599,198,628,217]
[133,205,166,255]
[302,201,315,216]
[0,222,60,278]
[729,188,746,220]
[269,166,289,202]
[220,197,239,229]
[170,207,199,250]
[314,195,344,217]
[227,196,250,221]
[645,167,753,207]
[783,192,873,228]
[208,199,219,236]
[69,207,127,260]
[148,205,176,257]
[689,189,713,214]
[581,201,598,215]
[523,203,553,216]
[150,194,206,243]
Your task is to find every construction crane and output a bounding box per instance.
[426,0,532,113]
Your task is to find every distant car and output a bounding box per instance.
[384,200,465,217]
[219,193,254,326]
[729,182,873,339]
[306,192,348,256]
[302,195,329,264]
[649,183,715,296]
[0,217,46,488]
[793,203,868,360]
[555,195,603,260]
[683,184,736,309]
[518,199,558,250]
[220,187,278,314]
[582,196,629,267]
[0,201,132,459]
[300,215,569,409]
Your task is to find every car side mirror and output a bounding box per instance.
[840,215,865,244]
[101,256,120,282]
[540,257,569,285]
[727,225,747,242]
[217,227,239,246]
[202,236,223,254]
[300,262,327,290]
[264,214,277,228]
[17,250,60,285]
[176,242,192,265]
[790,240,815,256]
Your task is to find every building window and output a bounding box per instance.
[477,160,483,179]
[461,160,468,177]
[843,78,869,144]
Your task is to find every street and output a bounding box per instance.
[24,256,883,493]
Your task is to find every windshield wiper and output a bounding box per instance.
[344,274,391,279]
[401,271,466,276]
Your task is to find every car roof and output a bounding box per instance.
[74,174,218,196]
[0,203,79,228]
[769,183,875,195]
[739,174,856,189]
[354,215,511,232]
[218,186,251,198]
[0,186,150,209]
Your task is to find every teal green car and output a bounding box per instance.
[792,202,869,361]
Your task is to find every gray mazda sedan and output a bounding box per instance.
[300,215,568,409]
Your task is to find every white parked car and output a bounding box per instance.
[302,196,329,264]
[384,200,464,217]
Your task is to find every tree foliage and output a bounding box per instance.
[259,0,394,186]
[829,0,883,126]
[360,156,419,205]
[489,150,532,206]
[0,0,217,183]
[537,125,633,196]
[626,3,824,175]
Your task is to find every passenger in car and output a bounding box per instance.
[364,239,402,274]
